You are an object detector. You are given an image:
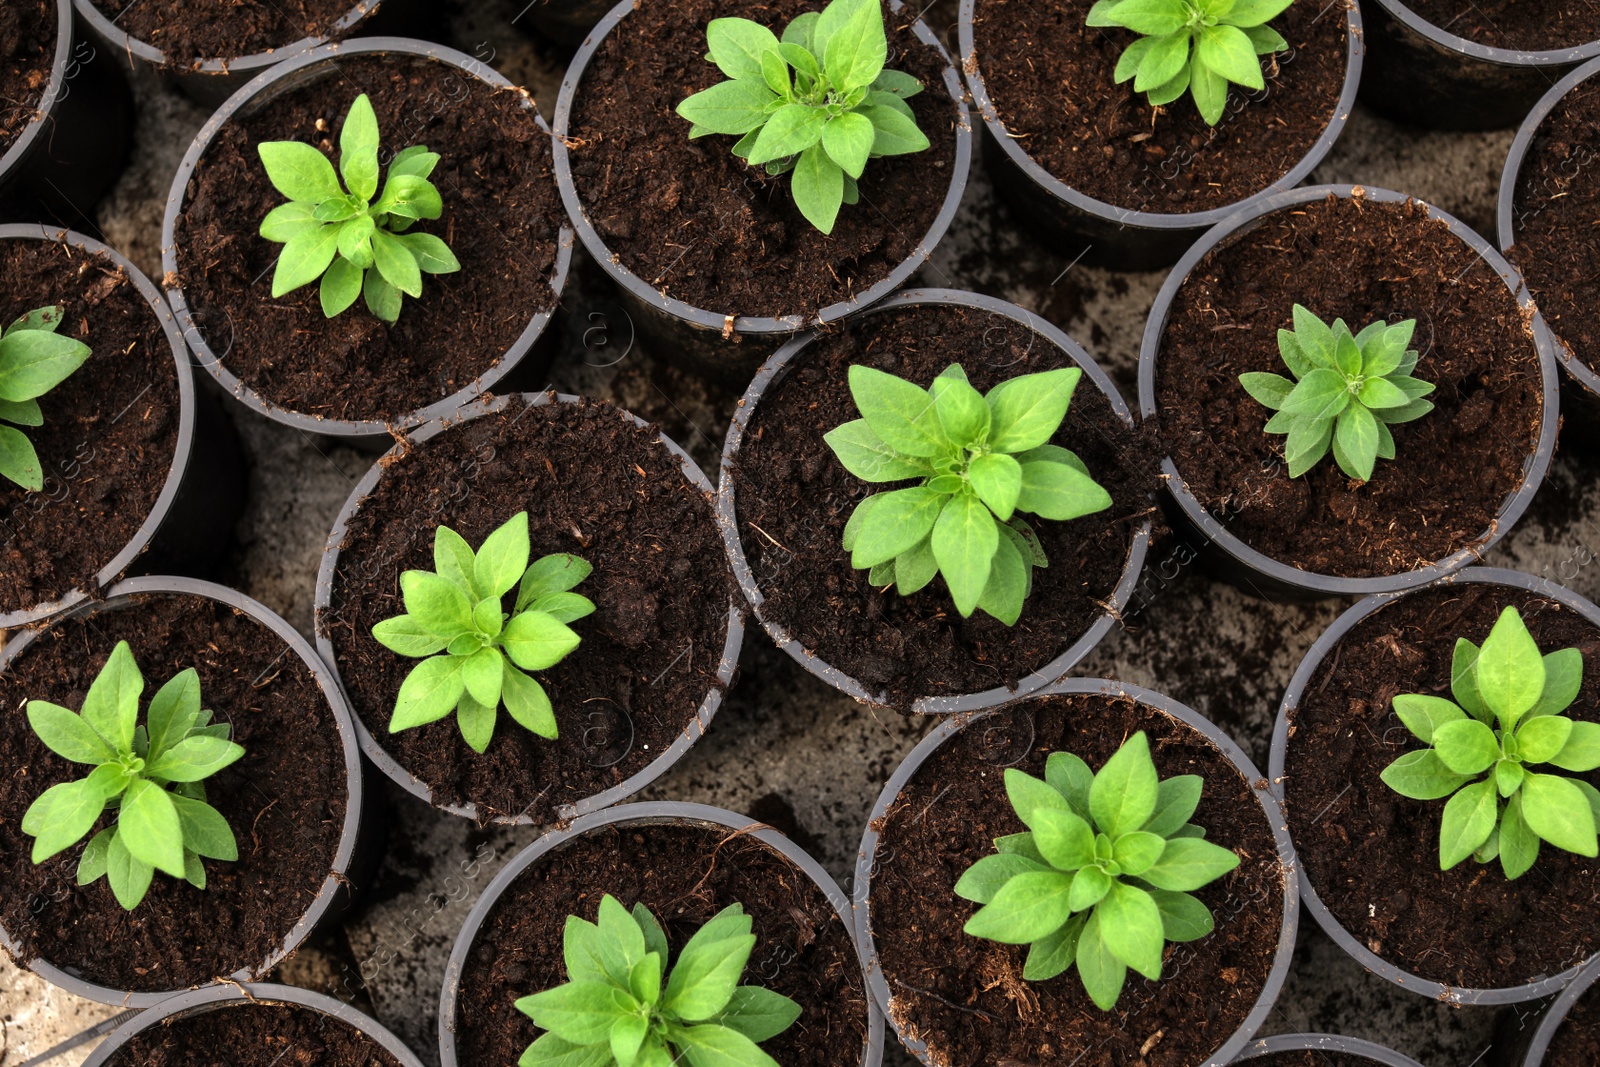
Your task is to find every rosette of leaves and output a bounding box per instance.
[956,731,1240,1010]
[823,362,1111,624]
[1087,0,1294,125]
[1239,304,1435,482]
[371,512,594,754]
[515,894,802,1067]
[257,93,460,323]
[21,641,244,910]
[0,304,91,490]
[1381,606,1600,879]
[675,0,931,234]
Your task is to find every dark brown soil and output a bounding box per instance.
[173,55,561,424]
[1549,979,1600,1066]
[107,1001,404,1067]
[971,0,1348,213]
[452,821,871,1067]
[0,237,182,618]
[320,396,733,821]
[1284,583,1600,989]
[0,593,349,993]
[1242,1053,1380,1066]
[733,303,1155,710]
[88,0,356,64]
[1153,194,1543,578]
[0,0,54,159]
[870,693,1286,1067]
[1509,79,1600,381]
[1398,0,1600,51]
[566,0,961,318]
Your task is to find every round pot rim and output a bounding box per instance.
[437,800,885,1067]
[1269,564,1600,1004]
[0,575,367,1009]
[853,676,1300,1066]
[956,0,1365,232]
[1496,54,1600,400]
[549,0,973,339]
[1234,1032,1427,1065]
[159,36,575,440]
[1521,953,1600,1065]
[717,286,1152,714]
[0,223,198,630]
[313,390,745,826]
[1135,182,1561,598]
[79,981,426,1067]
[0,0,74,188]
[1368,0,1600,66]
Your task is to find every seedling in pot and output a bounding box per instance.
[1381,606,1600,879]
[515,894,802,1066]
[675,0,932,234]
[21,641,244,910]
[0,305,91,491]
[956,731,1240,1010]
[1239,304,1435,482]
[257,93,460,324]
[372,512,594,754]
[1087,0,1295,125]
[824,362,1111,625]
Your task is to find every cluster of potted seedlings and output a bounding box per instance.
[2,0,1599,1062]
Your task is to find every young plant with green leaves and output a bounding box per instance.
[515,894,802,1067]
[257,93,460,323]
[0,305,91,491]
[1087,0,1294,125]
[1239,304,1434,482]
[1380,606,1600,880]
[824,362,1111,625]
[21,641,243,910]
[372,513,593,754]
[675,0,931,234]
[956,732,1240,1010]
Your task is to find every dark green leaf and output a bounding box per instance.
[1380,749,1472,800]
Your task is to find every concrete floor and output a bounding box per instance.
[5,1,1598,1065]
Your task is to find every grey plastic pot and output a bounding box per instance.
[1358,0,1600,131]
[0,223,244,629]
[1497,55,1600,448]
[956,0,1363,272]
[717,287,1152,715]
[551,0,973,381]
[160,37,574,450]
[854,677,1300,1066]
[72,0,436,107]
[1136,184,1559,603]
[1498,954,1600,1066]
[1233,1033,1426,1065]
[80,983,425,1067]
[1269,566,1600,1005]
[0,576,372,1009]
[314,391,744,825]
[438,801,885,1066]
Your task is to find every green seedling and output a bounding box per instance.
[0,305,91,491]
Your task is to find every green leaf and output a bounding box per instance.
[1280,368,1349,419]
[872,69,923,98]
[363,268,403,324]
[1149,889,1213,942]
[860,103,929,156]
[1392,694,1467,745]
[597,895,648,986]
[474,513,531,598]
[144,733,244,782]
[955,852,1048,903]
[611,1014,648,1067]
[1284,415,1334,478]
[339,94,381,202]
[105,831,155,910]
[707,17,782,81]
[1496,758,1526,797]
[929,370,991,446]
[1333,403,1379,481]
[663,933,755,1022]
[433,526,480,597]
[1530,648,1584,719]
[933,493,999,617]
[1550,721,1600,773]
[790,143,844,235]
[118,778,186,878]
[402,569,474,638]
[22,778,110,863]
[1006,767,1073,829]
[374,173,444,220]
[318,255,363,318]
[963,870,1075,943]
[1239,371,1295,411]
[4,305,64,335]
[1521,772,1598,856]
[502,665,557,739]
[633,904,669,964]
[502,611,582,672]
[1045,752,1094,817]
[389,145,440,180]
[562,916,609,986]
[823,0,888,91]
[0,425,41,490]
[715,986,803,1043]
[517,1032,613,1067]
[1451,639,1493,723]
[812,0,863,57]
[1439,778,1499,869]
[1357,377,1411,410]
[1144,775,1203,838]
[1068,864,1110,912]
[531,593,595,625]
[259,201,321,243]
[1075,909,1128,1010]
[967,454,1023,522]
[671,1023,776,1067]
[1381,749,1473,800]
[1134,32,1191,92]
[847,365,944,457]
[461,647,505,711]
[782,10,820,48]
[519,982,637,1045]
[258,140,341,202]
[1146,61,1192,106]
[1016,458,1112,522]
[676,80,780,136]
[995,832,1048,864]
[849,486,944,569]
[824,419,930,482]
[1499,792,1541,878]
[169,793,237,861]
[1097,882,1164,979]
[1221,0,1294,26]
[747,103,830,164]
[1096,0,1187,34]
[1113,36,1157,82]
[976,528,1028,625]
[1031,807,1097,871]
[390,656,465,731]
[1022,913,1086,982]
[0,396,42,426]
[373,615,451,658]
[399,231,460,275]
[1112,831,1166,876]
[1089,732,1159,838]
[517,553,593,609]
[1477,607,1546,729]
[1189,50,1229,123]
[371,228,423,299]
[76,827,114,885]
[985,368,1080,453]
[0,328,91,403]
[1518,715,1574,764]
[80,641,142,755]
[271,223,340,298]
[27,702,114,764]
[1140,836,1240,891]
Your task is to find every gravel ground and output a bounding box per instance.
[4,1,1598,1065]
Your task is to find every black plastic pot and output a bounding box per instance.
[1136,184,1559,603]
[1270,566,1599,1005]
[551,0,973,381]
[0,223,244,629]
[956,0,1363,271]
[80,983,425,1066]
[438,801,884,1066]
[161,38,575,450]
[519,0,614,46]
[855,677,1300,1066]
[72,0,438,107]
[1358,0,1600,131]
[0,1,131,235]
[717,288,1151,714]
[1233,1033,1426,1065]
[314,391,744,825]
[1497,55,1600,447]
[1495,955,1600,1066]
[0,576,373,1009]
